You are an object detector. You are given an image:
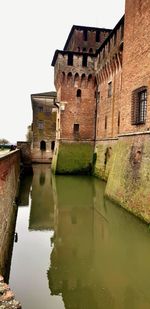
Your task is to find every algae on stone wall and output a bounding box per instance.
[93,141,117,181]
[56,142,94,174]
[105,136,150,223]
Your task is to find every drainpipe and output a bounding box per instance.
[94,85,99,147]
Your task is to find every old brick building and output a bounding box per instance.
[31,92,57,163]
[50,0,150,222]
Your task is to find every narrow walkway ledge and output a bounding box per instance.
[0,275,21,309]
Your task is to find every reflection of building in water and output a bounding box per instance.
[29,164,54,231]
[17,175,33,206]
[48,175,150,308]
[48,176,113,308]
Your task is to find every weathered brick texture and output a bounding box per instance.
[121,0,150,133]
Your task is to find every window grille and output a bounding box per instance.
[131,87,147,125]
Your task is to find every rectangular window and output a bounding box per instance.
[73,123,79,133]
[83,30,87,41]
[131,87,147,125]
[96,31,100,42]
[82,55,87,67]
[108,81,112,97]
[68,53,73,66]
[38,120,44,130]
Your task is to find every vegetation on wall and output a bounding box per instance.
[56,142,94,174]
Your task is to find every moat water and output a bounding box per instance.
[9,164,150,309]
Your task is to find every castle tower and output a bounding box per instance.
[51,26,111,174]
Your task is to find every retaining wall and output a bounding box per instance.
[52,141,94,174]
[0,150,20,276]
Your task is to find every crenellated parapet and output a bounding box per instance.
[96,16,124,83]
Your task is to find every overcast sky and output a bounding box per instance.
[0,0,125,143]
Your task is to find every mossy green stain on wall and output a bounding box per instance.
[105,137,150,223]
[93,142,117,181]
[56,142,94,174]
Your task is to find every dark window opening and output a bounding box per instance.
[82,55,87,67]
[96,31,100,42]
[83,47,87,52]
[83,29,87,41]
[68,54,73,66]
[40,140,46,151]
[77,47,80,52]
[131,87,147,125]
[51,141,55,151]
[108,81,112,97]
[77,89,81,97]
[105,116,107,130]
[89,48,93,53]
[74,123,79,133]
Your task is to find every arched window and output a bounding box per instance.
[40,140,46,151]
[77,89,81,97]
[83,47,87,52]
[77,47,80,52]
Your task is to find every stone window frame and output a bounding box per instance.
[131,86,147,125]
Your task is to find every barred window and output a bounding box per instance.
[131,87,147,125]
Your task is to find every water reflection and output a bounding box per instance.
[17,174,33,206]
[9,165,150,309]
[49,175,150,309]
[29,165,54,231]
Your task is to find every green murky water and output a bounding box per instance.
[9,164,150,309]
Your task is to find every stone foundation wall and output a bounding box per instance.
[105,133,150,223]
[0,150,20,276]
[53,141,94,174]
[93,139,118,181]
